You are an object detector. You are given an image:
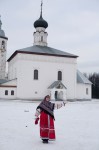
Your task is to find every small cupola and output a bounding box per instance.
[0,16,5,38]
[0,15,8,79]
[0,15,8,40]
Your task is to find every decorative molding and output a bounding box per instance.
[0,85,17,88]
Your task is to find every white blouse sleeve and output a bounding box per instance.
[35,108,41,119]
[54,101,67,110]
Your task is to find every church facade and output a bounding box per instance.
[0,5,92,100]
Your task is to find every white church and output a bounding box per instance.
[0,4,92,101]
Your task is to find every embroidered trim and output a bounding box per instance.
[40,127,55,130]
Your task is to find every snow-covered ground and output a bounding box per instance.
[0,99,99,150]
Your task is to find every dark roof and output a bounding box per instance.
[0,79,8,84]
[0,36,8,40]
[0,30,5,37]
[7,45,78,62]
[0,78,17,85]
[48,81,67,89]
[77,70,92,84]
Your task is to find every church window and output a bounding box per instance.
[41,36,43,42]
[11,90,14,95]
[58,71,62,81]
[34,69,38,80]
[86,88,88,95]
[5,90,8,95]
[1,41,5,49]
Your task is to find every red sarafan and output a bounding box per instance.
[40,111,55,140]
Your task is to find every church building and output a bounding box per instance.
[0,3,92,100]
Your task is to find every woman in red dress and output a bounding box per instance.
[35,95,67,143]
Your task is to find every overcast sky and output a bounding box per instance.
[0,0,99,74]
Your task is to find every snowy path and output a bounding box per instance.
[0,100,99,150]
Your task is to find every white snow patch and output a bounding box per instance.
[0,99,99,150]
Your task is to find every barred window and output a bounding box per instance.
[86,88,88,95]
[2,41,5,49]
[58,71,62,81]
[11,90,14,95]
[34,69,38,80]
[5,90,8,95]
[41,36,43,42]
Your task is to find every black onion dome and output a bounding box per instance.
[34,16,48,29]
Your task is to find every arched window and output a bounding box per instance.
[11,90,14,95]
[86,88,88,95]
[2,41,5,49]
[58,71,62,81]
[41,36,43,42]
[5,90,8,95]
[34,69,38,80]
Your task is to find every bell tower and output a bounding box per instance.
[0,16,8,79]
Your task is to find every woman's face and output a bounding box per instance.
[46,96,50,101]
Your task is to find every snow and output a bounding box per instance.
[0,99,99,150]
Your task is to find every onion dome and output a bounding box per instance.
[34,16,48,29]
[34,1,48,29]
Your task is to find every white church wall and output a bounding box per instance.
[77,83,91,99]
[11,53,77,99]
[8,55,18,80]
[0,87,17,99]
[0,72,17,99]
[63,63,77,99]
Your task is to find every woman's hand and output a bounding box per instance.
[35,117,39,125]
[63,101,67,106]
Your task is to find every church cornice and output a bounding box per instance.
[7,50,78,62]
[0,85,17,88]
